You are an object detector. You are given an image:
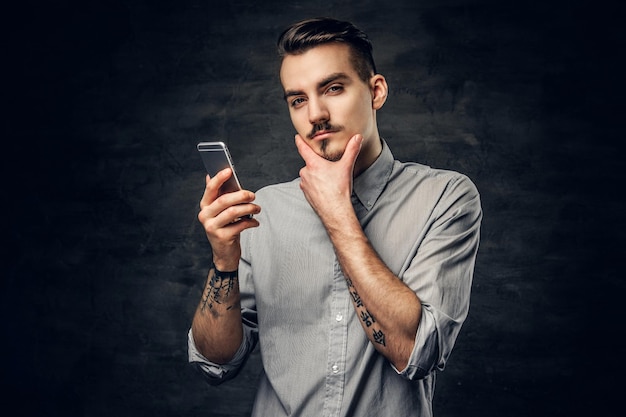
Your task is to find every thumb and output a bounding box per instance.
[340,134,363,168]
[295,134,318,164]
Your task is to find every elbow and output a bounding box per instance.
[391,357,410,373]
[391,334,436,380]
[388,328,420,374]
[390,302,421,372]
[191,322,243,365]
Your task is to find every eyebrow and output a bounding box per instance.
[283,72,351,101]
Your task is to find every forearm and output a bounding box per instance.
[325,209,421,370]
[295,134,420,368]
[191,264,244,364]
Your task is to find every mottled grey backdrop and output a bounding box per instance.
[5,0,623,416]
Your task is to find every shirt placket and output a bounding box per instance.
[322,258,349,417]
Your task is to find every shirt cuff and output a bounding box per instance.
[187,328,250,382]
[393,304,439,380]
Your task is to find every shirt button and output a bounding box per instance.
[335,313,343,322]
[331,364,339,374]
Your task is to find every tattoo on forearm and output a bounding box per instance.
[350,289,364,308]
[201,267,238,315]
[346,278,386,347]
[359,309,376,327]
[372,329,386,346]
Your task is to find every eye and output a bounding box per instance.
[326,84,343,94]
[290,97,306,108]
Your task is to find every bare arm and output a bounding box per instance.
[329,211,421,370]
[296,134,420,370]
[191,169,260,364]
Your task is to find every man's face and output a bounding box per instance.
[280,43,383,162]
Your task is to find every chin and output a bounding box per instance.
[320,139,345,162]
[322,151,343,162]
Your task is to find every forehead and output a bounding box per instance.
[279,43,359,90]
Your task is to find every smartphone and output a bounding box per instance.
[197,141,244,194]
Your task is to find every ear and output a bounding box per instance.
[370,74,388,110]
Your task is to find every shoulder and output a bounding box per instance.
[393,160,479,198]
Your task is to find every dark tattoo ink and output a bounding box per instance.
[350,290,364,308]
[345,276,387,348]
[373,329,386,346]
[201,267,238,315]
[360,309,376,327]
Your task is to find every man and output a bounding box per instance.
[188,17,482,416]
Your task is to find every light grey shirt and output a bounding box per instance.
[189,140,482,417]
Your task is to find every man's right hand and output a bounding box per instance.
[198,168,260,271]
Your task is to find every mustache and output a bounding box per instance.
[306,122,343,139]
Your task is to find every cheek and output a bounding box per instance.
[341,94,370,120]
[289,109,307,131]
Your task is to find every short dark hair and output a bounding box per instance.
[277,17,377,83]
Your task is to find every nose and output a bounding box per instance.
[307,97,329,125]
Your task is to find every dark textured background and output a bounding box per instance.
[4,0,624,416]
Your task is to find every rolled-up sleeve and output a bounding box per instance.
[188,246,259,385]
[396,174,482,380]
[188,323,256,385]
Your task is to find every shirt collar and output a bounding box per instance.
[352,138,394,212]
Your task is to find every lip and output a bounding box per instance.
[311,130,336,140]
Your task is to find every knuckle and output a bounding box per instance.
[198,207,211,223]
[224,205,240,219]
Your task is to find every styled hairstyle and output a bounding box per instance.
[277,17,377,82]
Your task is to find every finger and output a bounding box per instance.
[200,168,232,208]
[214,201,260,227]
[294,134,319,164]
[198,197,260,236]
[340,134,363,168]
[227,215,260,234]
[204,189,258,223]
[199,174,215,209]
[213,215,260,247]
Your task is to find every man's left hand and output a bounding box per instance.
[295,133,363,222]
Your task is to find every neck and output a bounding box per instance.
[353,135,382,177]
